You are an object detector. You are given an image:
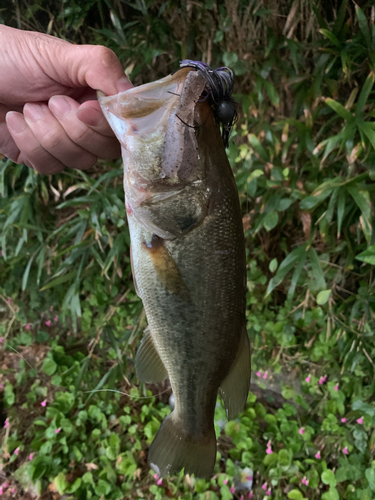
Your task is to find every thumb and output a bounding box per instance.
[62,44,133,95]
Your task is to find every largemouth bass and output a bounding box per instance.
[98,64,250,478]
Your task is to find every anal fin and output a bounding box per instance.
[135,327,168,383]
[219,326,251,420]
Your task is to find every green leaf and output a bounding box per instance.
[308,247,326,290]
[356,6,371,48]
[322,487,339,500]
[42,358,57,376]
[317,289,331,305]
[53,472,68,495]
[325,98,353,121]
[346,185,372,236]
[266,245,307,296]
[288,490,305,500]
[321,470,337,488]
[263,211,279,231]
[300,189,332,210]
[40,270,77,291]
[248,134,269,161]
[356,245,375,265]
[319,29,341,48]
[366,468,375,491]
[269,258,278,273]
[337,188,346,236]
[22,253,36,291]
[95,479,111,496]
[356,72,375,115]
[358,121,375,150]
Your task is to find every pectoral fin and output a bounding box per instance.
[219,327,251,420]
[135,327,168,383]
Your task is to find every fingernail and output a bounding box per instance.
[6,112,26,133]
[116,75,133,92]
[24,103,45,122]
[49,96,72,119]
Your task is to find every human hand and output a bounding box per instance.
[0,25,133,174]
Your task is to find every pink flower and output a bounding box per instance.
[45,320,52,327]
[249,493,254,499]
[305,374,311,383]
[299,427,305,435]
[266,440,273,454]
[11,489,15,494]
[357,417,364,425]
[50,306,54,312]
[0,338,3,343]
[319,375,327,385]
[262,483,268,491]
[41,400,47,407]
[157,478,162,486]
[2,483,9,489]
[263,372,268,380]
[315,451,321,459]
[266,489,271,496]
[29,453,34,460]
[334,384,339,391]
[14,447,19,455]
[0,487,3,495]
[25,323,31,330]
[55,428,61,434]
[230,486,235,494]
[240,496,244,500]
[223,478,229,485]
[6,298,11,304]
[54,316,58,322]
[342,447,349,455]
[256,371,262,377]
[302,477,309,486]
[153,474,159,480]
[341,418,347,423]
[0,384,4,390]
[4,418,9,429]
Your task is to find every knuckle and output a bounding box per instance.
[91,45,118,68]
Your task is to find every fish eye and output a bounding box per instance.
[216,101,236,125]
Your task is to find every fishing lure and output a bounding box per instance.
[180,59,237,148]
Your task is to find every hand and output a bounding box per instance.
[0,25,133,174]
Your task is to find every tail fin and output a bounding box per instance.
[148,413,216,478]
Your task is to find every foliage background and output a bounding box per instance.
[1,1,375,499]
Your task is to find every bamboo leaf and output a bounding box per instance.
[325,98,353,121]
[356,5,371,48]
[40,271,77,291]
[355,72,375,115]
[337,188,346,237]
[308,247,326,290]
[266,246,307,296]
[22,253,36,291]
[358,121,375,150]
[320,29,341,48]
[346,185,372,236]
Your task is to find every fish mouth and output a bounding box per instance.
[98,67,197,143]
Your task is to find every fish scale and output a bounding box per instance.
[98,65,251,478]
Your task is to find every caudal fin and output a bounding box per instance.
[148,413,216,478]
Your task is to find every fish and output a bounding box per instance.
[98,63,250,478]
